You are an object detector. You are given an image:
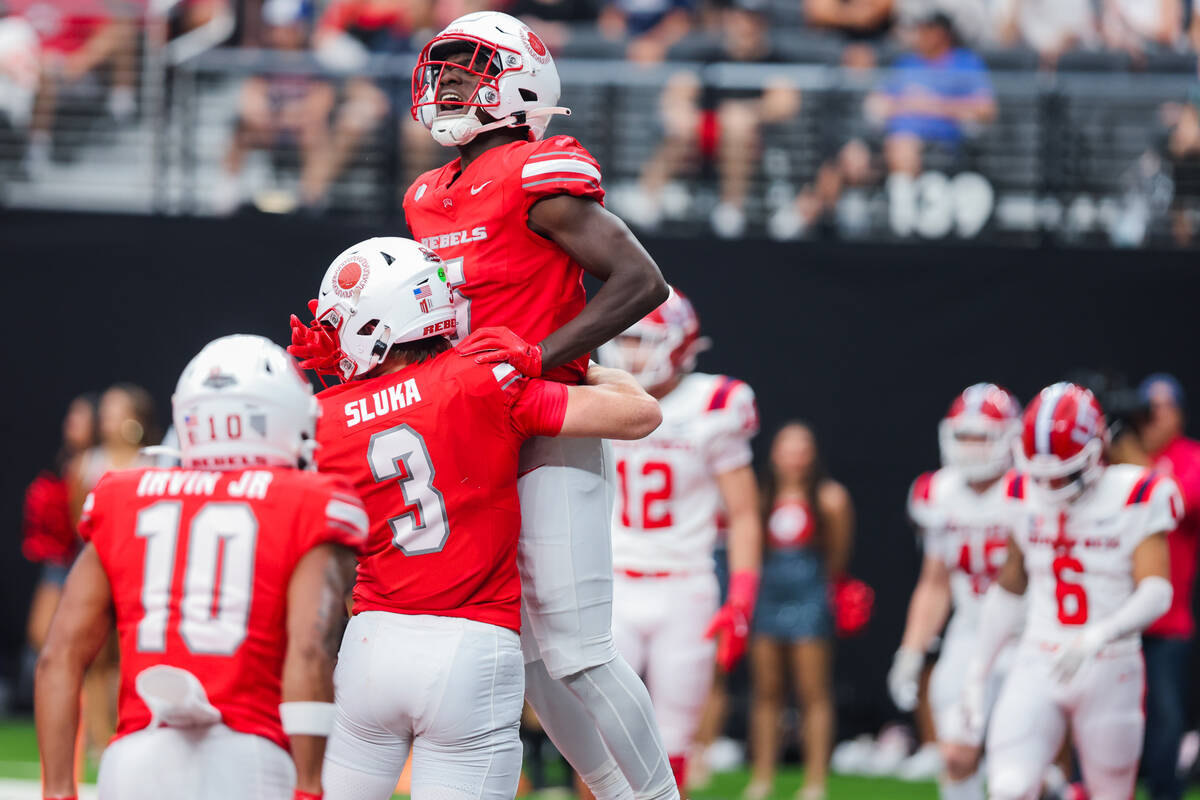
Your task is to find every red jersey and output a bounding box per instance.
[79,467,369,751]
[1146,435,1200,638]
[402,135,606,384]
[314,350,568,632]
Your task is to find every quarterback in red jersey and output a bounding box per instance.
[291,12,678,799]
[35,335,368,800]
[298,237,661,800]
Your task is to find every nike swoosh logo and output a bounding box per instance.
[470,181,492,195]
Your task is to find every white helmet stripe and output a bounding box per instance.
[1035,383,1068,455]
[963,383,986,415]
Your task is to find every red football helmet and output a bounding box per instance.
[938,383,1022,482]
[1015,382,1108,506]
[597,286,710,391]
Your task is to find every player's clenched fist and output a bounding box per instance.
[288,299,341,375]
[456,326,544,377]
[704,570,759,671]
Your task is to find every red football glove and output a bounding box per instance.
[455,326,544,377]
[704,570,759,672]
[830,574,874,637]
[288,299,341,376]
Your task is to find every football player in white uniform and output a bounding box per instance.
[947,382,1179,800]
[888,383,1021,800]
[599,288,762,792]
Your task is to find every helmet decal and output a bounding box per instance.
[524,28,550,63]
[333,255,369,298]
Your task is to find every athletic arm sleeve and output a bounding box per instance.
[509,377,569,439]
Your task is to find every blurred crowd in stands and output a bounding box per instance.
[1,0,1199,241]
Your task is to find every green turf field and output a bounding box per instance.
[0,717,1195,800]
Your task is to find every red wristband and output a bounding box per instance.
[45,796,77,800]
[294,791,322,800]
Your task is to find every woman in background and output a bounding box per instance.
[23,393,99,654]
[67,383,159,759]
[745,422,854,800]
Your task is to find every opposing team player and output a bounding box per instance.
[948,382,1178,800]
[299,238,662,799]
[290,13,680,798]
[598,288,761,791]
[887,384,1021,800]
[35,335,368,800]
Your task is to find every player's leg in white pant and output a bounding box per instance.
[1069,652,1145,800]
[98,724,294,800]
[985,654,1067,800]
[518,436,677,800]
[929,625,984,800]
[645,574,718,770]
[611,573,651,679]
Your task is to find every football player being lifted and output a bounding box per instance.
[36,335,369,800]
[289,12,682,799]
[946,383,1178,800]
[598,288,762,792]
[889,384,1022,800]
[300,238,663,799]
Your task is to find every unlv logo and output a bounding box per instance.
[333,255,369,298]
[524,29,551,64]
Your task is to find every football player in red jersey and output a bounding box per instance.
[35,335,369,800]
[290,11,679,799]
[298,237,662,800]
[947,383,1178,800]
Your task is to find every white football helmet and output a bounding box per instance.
[313,237,456,381]
[411,11,569,146]
[173,335,317,470]
[938,383,1021,482]
[597,287,710,392]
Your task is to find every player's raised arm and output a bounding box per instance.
[282,542,359,797]
[557,364,662,440]
[35,544,115,799]
[527,194,669,371]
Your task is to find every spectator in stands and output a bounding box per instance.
[746,422,853,800]
[598,0,692,62]
[216,0,337,213]
[864,11,994,177]
[992,0,1097,67]
[10,0,139,175]
[1102,0,1183,57]
[1159,93,1200,246]
[619,0,800,236]
[803,0,894,42]
[1137,373,1200,800]
[506,0,601,53]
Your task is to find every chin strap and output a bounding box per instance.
[431,106,572,146]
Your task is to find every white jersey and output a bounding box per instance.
[908,467,1015,632]
[611,373,758,573]
[1008,465,1182,656]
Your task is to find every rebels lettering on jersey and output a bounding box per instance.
[908,468,1014,611]
[314,351,568,632]
[79,467,368,751]
[1009,464,1182,654]
[403,136,605,384]
[611,374,758,573]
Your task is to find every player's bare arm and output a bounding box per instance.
[1133,530,1171,584]
[716,465,761,575]
[35,545,115,798]
[995,535,1028,595]
[283,543,359,796]
[560,364,662,439]
[527,194,669,370]
[900,555,953,654]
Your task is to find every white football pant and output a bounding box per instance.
[612,571,719,756]
[517,436,677,800]
[98,723,294,800]
[323,612,524,800]
[986,646,1144,800]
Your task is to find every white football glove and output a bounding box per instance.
[887,648,924,712]
[1050,625,1108,684]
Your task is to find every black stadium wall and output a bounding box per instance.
[6,210,1200,729]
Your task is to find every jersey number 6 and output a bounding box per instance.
[1052,554,1089,625]
[368,424,450,555]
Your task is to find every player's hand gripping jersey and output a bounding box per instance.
[79,467,368,751]
[611,374,758,573]
[402,136,604,384]
[1007,465,1182,655]
[314,350,568,632]
[909,468,1015,627]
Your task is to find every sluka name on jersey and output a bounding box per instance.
[420,227,488,250]
[344,378,423,428]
